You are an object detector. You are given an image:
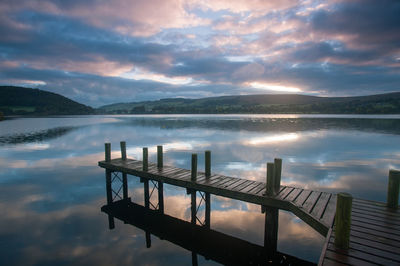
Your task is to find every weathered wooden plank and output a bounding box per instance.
[353,200,400,214]
[351,219,400,237]
[327,243,399,265]
[351,210,400,227]
[318,228,332,266]
[242,182,264,194]
[208,175,229,185]
[352,202,400,218]
[225,179,248,191]
[351,214,400,231]
[324,250,377,266]
[320,194,337,227]
[159,167,181,176]
[321,258,347,266]
[197,174,222,185]
[293,189,312,207]
[303,191,322,213]
[253,184,267,195]
[351,207,400,222]
[329,234,400,259]
[248,183,265,194]
[285,188,303,202]
[277,187,294,200]
[349,224,400,242]
[233,180,255,192]
[311,193,331,220]
[173,170,192,180]
[343,228,400,248]
[218,178,241,189]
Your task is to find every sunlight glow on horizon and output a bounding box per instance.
[248,82,302,93]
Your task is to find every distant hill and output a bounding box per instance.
[0,86,93,115]
[98,92,400,114]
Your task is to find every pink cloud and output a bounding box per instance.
[1,0,210,37]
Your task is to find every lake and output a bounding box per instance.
[1,114,400,265]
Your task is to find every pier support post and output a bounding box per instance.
[105,143,111,162]
[143,147,148,171]
[191,154,197,181]
[264,207,279,259]
[205,150,211,178]
[108,214,115,230]
[120,141,128,199]
[104,143,112,204]
[335,192,352,249]
[120,141,126,160]
[144,179,150,209]
[192,252,198,266]
[191,190,196,224]
[158,181,164,213]
[205,192,211,228]
[266,162,275,196]
[273,158,282,195]
[157,145,163,168]
[387,169,400,209]
[145,231,151,248]
[104,143,115,229]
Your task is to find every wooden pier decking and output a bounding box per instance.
[319,198,400,265]
[99,142,400,265]
[99,157,337,236]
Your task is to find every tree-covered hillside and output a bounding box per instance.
[98,92,400,114]
[0,86,93,115]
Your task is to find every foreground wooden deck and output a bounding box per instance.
[319,198,400,265]
[99,143,400,265]
[99,158,337,236]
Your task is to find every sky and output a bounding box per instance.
[0,0,399,107]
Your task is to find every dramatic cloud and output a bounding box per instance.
[0,0,399,106]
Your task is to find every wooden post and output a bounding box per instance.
[191,153,197,181]
[205,150,211,178]
[264,207,279,259]
[205,192,211,228]
[273,158,282,195]
[105,143,111,162]
[108,214,115,230]
[122,173,128,199]
[120,142,128,199]
[144,179,150,209]
[105,170,112,205]
[157,145,163,168]
[145,231,151,248]
[335,192,352,249]
[387,169,400,209]
[266,162,275,196]
[143,147,148,171]
[120,141,126,160]
[192,252,198,266]
[191,190,196,224]
[158,181,164,213]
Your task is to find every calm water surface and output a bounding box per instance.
[1,114,400,265]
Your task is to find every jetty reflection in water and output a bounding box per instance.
[102,199,313,265]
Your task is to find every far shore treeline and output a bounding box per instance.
[1,85,400,116]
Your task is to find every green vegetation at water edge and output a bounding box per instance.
[0,86,94,115]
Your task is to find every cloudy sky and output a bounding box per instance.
[0,0,399,107]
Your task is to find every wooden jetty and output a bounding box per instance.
[99,142,400,265]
